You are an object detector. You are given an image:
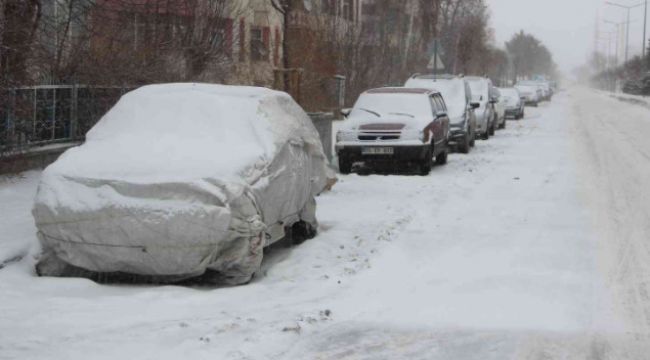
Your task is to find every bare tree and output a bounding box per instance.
[1,0,42,87]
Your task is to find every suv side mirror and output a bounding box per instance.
[489,97,498,104]
[341,108,352,118]
[470,102,480,109]
[436,110,448,119]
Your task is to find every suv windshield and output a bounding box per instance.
[467,79,489,101]
[351,93,431,119]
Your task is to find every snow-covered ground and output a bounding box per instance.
[2,87,650,359]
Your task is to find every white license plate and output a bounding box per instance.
[362,147,394,155]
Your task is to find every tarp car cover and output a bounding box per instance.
[33,84,335,285]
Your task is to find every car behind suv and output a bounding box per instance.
[404,74,478,154]
[336,87,450,175]
[465,76,497,139]
[498,87,525,120]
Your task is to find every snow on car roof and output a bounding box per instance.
[404,77,467,119]
[366,87,438,95]
[44,83,317,183]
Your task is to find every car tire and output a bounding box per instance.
[481,130,489,140]
[502,120,507,129]
[489,122,496,136]
[290,220,317,245]
[435,148,448,165]
[458,134,471,154]
[339,158,352,174]
[419,147,433,175]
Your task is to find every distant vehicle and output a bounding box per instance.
[492,87,506,129]
[465,76,497,139]
[515,84,542,107]
[336,87,450,175]
[622,73,650,95]
[32,84,335,285]
[518,80,552,101]
[405,74,479,154]
[498,87,525,120]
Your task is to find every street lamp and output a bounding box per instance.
[606,1,645,62]
[603,19,630,66]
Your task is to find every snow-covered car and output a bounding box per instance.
[515,84,542,107]
[32,84,335,285]
[492,87,506,129]
[498,87,525,120]
[518,80,551,102]
[336,87,450,175]
[404,75,478,154]
[465,76,497,139]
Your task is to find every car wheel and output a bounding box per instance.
[339,158,352,174]
[435,148,448,165]
[290,220,317,245]
[502,119,507,129]
[489,122,496,136]
[470,135,476,147]
[458,133,471,154]
[481,130,489,140]
[419,147,433,175]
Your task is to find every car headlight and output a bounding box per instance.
[336,131,356,142]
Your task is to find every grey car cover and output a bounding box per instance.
[32,84,334,284]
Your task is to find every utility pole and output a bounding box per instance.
[604,19,629,66]
[606,1,644,63]
[641,0,648,57]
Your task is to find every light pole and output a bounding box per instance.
[641,0,648,57]
[604,19,630,66]
[606,1,644,62]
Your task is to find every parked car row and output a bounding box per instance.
[515,79,555,107]
[335,74,543,175]
[31,78,552,285]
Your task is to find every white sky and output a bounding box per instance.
[488,0,649,73]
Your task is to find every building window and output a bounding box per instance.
[342,0,354,21]
[274,27,281,66]
[250,27,269,62]
[239,18,246,62]
[322,0,335,15]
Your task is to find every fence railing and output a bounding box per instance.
[0,85,132,156]
[1,85,337,168]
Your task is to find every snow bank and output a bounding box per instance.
[32,83,333,284]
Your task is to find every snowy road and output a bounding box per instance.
[2,87,650,359]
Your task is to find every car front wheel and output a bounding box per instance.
[339,158,352,174]
[419,147,433,175]
[435,148,448,165]
[458,133,471,154]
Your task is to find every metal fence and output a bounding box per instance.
[1,85,336,169]
[0,85,132,156]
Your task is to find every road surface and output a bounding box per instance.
[1,87,650,359]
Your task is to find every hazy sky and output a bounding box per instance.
[488,0,649,73]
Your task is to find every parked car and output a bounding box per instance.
[336,87,450,175]
[492,87,506,129]
[33,84,335,285]
[518,80,551,102]
[498,87,525,120]
[515,84,542,107]
[404,74,478,154]
[465,76,497,139]
[622,73,650,95]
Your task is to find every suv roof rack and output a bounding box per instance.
[411,73,457,80]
